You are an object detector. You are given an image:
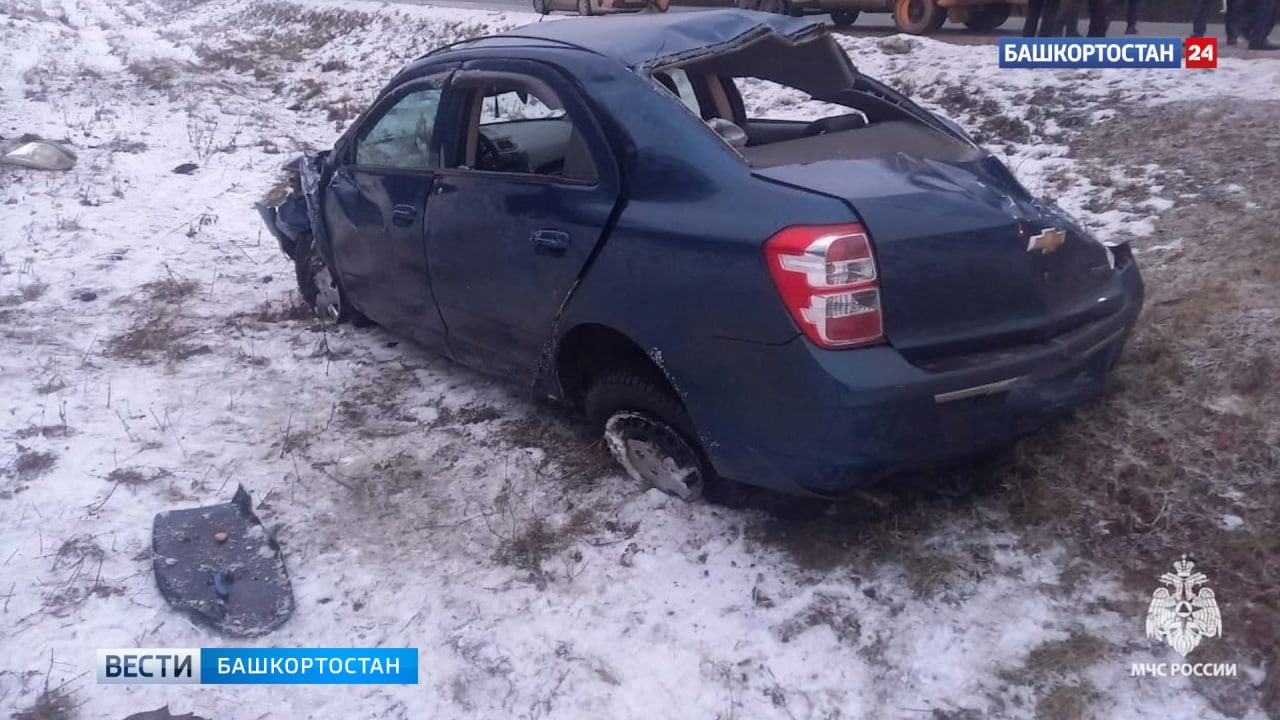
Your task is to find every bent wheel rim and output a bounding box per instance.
[604,412,703,501]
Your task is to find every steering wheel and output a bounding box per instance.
[475,133,501,171]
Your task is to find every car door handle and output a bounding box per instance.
[390,204,417,228]
[530,229,570,255]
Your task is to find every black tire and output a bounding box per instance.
[893,0,945,34]
[577,0,592,15]
[585,369,734,503]
[292,232,368,325]
[830,9,859,26]
[962,3,1009,31]
[532,0,551,14]
[734,0,762,9]
[757,0,786,13]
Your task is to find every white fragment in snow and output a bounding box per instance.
[1141,238,1184,253]
[1219,514,1245,531]
[1205,394,1251,417]
[877,35,917,55]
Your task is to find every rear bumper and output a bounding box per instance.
[677,258,1144,497]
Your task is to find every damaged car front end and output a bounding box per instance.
[255,153,325,262]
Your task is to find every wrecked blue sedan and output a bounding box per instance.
[259,10,1143,501]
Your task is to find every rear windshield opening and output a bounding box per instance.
[651,33,974,168]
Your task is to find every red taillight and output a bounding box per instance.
[765,223,884,349]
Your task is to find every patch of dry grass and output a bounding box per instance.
[106,466,170,486]
[106,312,208,364]
[1035,682,1095,720]
[12,685,77,720]
[126,58,184,90]
[774,592,862,645]
[999,98,1280,715]
[11,445,57,480]
[142,276,201,302]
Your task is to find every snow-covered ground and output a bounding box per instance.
[1,1,1277,718]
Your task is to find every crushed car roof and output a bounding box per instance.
[463,10,827,71]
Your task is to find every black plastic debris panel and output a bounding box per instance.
[153,486,294,637]
[124,707,210,720]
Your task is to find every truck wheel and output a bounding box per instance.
[577,0,592,15]
[735,0,762,9]
[758,0,787,14]
[893,0,945,34]
[293,232,367,325]
[532,0,551,14]
[830,9,859,26]
[585,369,716,502]
[963,3,1010,31]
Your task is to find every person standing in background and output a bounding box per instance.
[1194,0,1241,43]
[1084,0,1110,35]
[1242,0,1278,48]
[1124,0,1142,33]
[1054,0,1083,35]
[1052,0,1110,36]
[1023,0,1063,36]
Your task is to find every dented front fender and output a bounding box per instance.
[256,153,327,260]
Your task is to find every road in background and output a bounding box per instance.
[394,0,1269,55]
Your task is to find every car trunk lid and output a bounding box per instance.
[750,127,1122,364]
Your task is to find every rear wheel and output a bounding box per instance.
[577,0,592,15]
[962,3,1010,31]
[830,9,859,26]
[585,369,719,503]
[893,0,945,34]
[293,232,366,325]
[532,0,551,14]
[757,0,787,14]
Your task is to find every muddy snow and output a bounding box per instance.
[2,1,1278,718]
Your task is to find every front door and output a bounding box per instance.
[323,72,451,348]
[427,62,621,377]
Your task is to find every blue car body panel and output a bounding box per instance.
[258,11,1145,497]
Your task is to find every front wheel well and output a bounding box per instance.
[555,324,671,406]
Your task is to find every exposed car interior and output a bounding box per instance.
[451,79,597,182]
[650,30,978,168]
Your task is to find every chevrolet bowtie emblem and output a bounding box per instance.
[1027,228,1066,254]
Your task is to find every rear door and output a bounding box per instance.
[322,71,451,348]
[426,61,621,377]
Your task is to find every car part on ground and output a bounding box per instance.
[0,139,77,171]
[152,486,294,637]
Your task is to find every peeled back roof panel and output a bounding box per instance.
[481,10,826,70]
